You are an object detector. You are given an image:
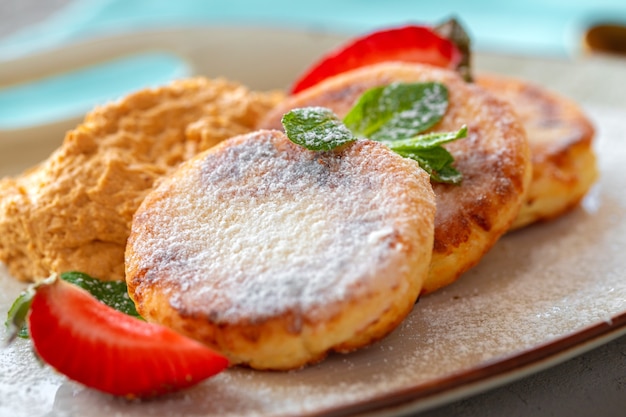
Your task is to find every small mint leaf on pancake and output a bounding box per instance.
[282,106,356,151]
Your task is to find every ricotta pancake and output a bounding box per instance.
[259,63,532,294]
[476,73,598,229]
[0,77,282,282]
[125,130,436,370]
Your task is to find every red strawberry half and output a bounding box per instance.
[290,24,463,94]
[28,278,229,398]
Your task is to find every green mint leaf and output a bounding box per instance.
[343,82,449,142]
[4,287,35,341]
[282,107,356,151]
[397,146,455,172]
[386,126,467,184]
[60,271,142,319]
[400,148,462,184]
[383,125,467,151]
[430,164,463,184]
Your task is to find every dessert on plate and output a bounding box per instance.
[260,62,532,294]
[126,129,436,370]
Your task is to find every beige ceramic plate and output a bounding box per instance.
[1,27,626,417]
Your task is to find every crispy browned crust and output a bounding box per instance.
[126,130,436,370]
[476,74,598,230]
[259,62,532,294]
[0,78,282,282]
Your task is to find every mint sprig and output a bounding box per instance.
[281,82,466,184]
[5,272,141,341]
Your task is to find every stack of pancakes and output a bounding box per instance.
[0,60,597,370]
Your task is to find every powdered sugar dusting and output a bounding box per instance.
[1,106,625,417]
[128,130,431,323]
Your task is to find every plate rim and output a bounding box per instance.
[316,310,626,417]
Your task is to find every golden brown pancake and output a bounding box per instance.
[0,77,282,282]
[126,129,436,370]
[476,73,598,229]
[259,63,532,294]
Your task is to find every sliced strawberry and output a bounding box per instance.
[28,278,228,398]
[290,24,463,94]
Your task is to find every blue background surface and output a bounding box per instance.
[2,0,626,58]
[1,0,625,129]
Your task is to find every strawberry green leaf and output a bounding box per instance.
[343,82,449,142]
[5,287,35,341]
[60,271,141,319]
[434,17,473,82]
[5,272,142,341]
[282,107,356,151]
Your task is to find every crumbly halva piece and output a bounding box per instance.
[0,77,283,282]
